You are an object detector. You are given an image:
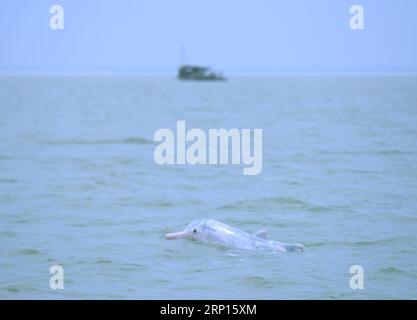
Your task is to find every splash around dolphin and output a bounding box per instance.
[165,219,305,253]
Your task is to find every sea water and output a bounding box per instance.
[0,76,416,299]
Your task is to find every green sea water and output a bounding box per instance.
[0,76,416,299]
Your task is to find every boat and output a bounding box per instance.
[177,46,226,81]
[178,65,226,81]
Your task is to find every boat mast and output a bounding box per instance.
[180,45,188,66]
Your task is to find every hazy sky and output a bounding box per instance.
[1,0,416,74]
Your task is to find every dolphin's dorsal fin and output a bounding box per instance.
[254,230,267,239]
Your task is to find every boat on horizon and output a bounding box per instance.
[178,65,226,81]
[177,46,226,81]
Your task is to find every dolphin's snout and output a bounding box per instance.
[165,230,191,240]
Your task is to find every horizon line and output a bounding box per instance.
[1,66,417,77]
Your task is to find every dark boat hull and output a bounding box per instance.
[178,65,226,81]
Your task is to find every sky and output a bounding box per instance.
[0,0,416,75]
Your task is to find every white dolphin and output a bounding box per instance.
[165,219,305,252]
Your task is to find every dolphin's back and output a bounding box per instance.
[199,219,257,249]
[199,219,276,250]
[199,219,305,252]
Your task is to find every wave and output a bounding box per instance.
[216,196,353,214]
[379,267,417,279]
[18,248,41,255]
[306,236,415,248]
[318,149,416,156]
[216,196,309,211]
[6,287,20,293]
[0,231,17,238]
[240,276,276,288]
[380,267,403,274]
[95,259,112,264]
[0,178,18,184]
[44,136,152,146]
